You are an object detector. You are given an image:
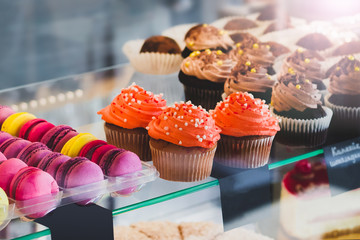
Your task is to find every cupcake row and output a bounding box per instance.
[98,83,280,181]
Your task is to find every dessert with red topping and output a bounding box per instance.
[271,73,333,146]
[98,84,166,161]
[148,101,220,181]
[324,55,360,137]
[182,24,233,58]
[179,49,233,110]
[211,92,279,168]
[280,159,360,239]
[223,60,275,104]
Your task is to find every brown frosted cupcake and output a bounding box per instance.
[97,84,166,161]
[182,24,233,58]
[223,59,276,104]
[263,41,290,57]
[229,42,276,75]
[279,48,326,90]
[211,92,279,168]
[148,101,221,182]
[324,55,360,137]
[271,73,332,147]
[229,32,259,46]
[179,49,233,110]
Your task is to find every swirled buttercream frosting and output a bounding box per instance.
[328,55,360,95]
[224,60,276,94]
[181,49,233,83]
[210,92,279,137]
[271,73,322,112]
[98,84,166,129]
[148,101,221,148]
[184,24,233,51]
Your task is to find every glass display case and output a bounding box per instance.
[1,2,360,240]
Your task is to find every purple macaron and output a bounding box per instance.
[0,106,16,128]
[55,157,104,188]
[41,125,78,152]
[38,152,71,177]
[98,148,142,177]
[0,138,31,159]
[17,142,52,167]
[0,131,13,146]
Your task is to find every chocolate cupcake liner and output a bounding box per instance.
[122,39,183,75]
[104,123,151,161]
[270,107,333,147]
[215,135,275,168]
[182,85,223,110]
[149,141,216,182]
[161,23,198,50]
[324,94,360,135]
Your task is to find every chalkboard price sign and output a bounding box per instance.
[323,137,360,196]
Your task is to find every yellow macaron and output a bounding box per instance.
[1,112,36,137]
[0,187,9,225]
[61,133,97,157]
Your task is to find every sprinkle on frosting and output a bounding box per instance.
[328,56,360,95]
[271,73,321,112]
[210,92,279,137]
[224,60,275,95]
[184,24,233,51]
[97,84,166,129]
[147,101,221,148]
[181,50,233,83]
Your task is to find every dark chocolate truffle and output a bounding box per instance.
[296,33,332,51]
[224,18,258,31]
[140,36,181,54]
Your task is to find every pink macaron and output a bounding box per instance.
[17,142,52,167]
[55,157,104,205]
[0,151,6,162]
[38,152,71,177]
[0,158,28,194]
[0,106,16,128]
[19,119,55,142]
[78,140,107,160]
[98,149,142,195]
[0,138,31,159]
[41,125,78,152]
[90,144,117,164]
[9,166,59,219]
[0,131,13,146]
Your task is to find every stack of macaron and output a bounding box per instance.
[0,155,59,219]
[0,105,144,195]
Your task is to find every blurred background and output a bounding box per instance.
[1,0,360,90]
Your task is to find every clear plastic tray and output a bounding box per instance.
[0,161,158,230]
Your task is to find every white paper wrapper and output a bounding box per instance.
[211,16,268,37]
[270,106,332,146]
[271,106,332,133]
[324,94,360,122]
[122,39,183,75]
[215,135,275,168]
[150,140,216,182]
[161,23,198,50]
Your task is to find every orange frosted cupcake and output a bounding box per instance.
[148,101,221,182]
[211,92,279,168]
[97,84,166,161]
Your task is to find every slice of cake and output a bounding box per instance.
[280,159,360,239]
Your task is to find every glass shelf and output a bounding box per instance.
[0,63,358,240]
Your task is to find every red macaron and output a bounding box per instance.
[19,118,55,142]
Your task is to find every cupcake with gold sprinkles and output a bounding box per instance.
[179,49,233,110]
